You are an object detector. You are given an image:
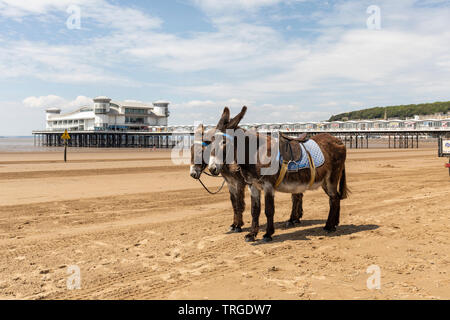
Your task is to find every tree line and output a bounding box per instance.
[329,101,450,122]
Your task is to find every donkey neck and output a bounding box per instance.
[235,131,277,186]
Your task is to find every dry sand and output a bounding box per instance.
[0,147,449,299]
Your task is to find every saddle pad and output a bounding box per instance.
[278,139,325,171]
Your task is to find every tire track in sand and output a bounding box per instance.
[0,165,189,180]
[48,240,266,300]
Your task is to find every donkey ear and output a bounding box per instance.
[227,106,247,129]
[195,123,204,133]
[216,107,230,130]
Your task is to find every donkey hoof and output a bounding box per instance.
[229,225,236,232]
[245,235,256,242]
[324,226,336,233]
[285,221,295,228]
[234,227,242,233]
[294,219,301,224]
[262,235,273,242]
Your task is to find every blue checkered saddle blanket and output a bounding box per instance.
[277,139,325,171]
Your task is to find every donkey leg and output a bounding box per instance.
[322,181,340,232]
[228,187,238,232]
[296,193,304,220]
[324,195,340,232]
[233,183,246,233]
[286,193,303,228]
[262,188,275,242]
[245,186,261,242]
[334,196,341,227]
[228,184,241,232]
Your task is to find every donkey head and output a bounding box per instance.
[190,124,215,179]
[208,106,247,176]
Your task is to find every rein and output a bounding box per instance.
[198,174,226,195]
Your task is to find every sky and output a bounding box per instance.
[0,0,450,135]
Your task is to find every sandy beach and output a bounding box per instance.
[0,146,449,299]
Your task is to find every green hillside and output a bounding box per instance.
[329,101,450,122]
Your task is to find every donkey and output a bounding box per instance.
[190,109,304,233]
[208,107,349,242]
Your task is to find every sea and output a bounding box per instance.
[0,136,62,152]
[0,136,436,152]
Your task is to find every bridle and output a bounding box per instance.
[212,131,236,167]
[193,140,226,195]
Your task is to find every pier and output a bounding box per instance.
[32,128,449,149]
[33,130,192,149]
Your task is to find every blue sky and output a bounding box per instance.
[1,0,450,135]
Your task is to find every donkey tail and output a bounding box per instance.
[338,167,350,200]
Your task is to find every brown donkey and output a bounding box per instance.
[190,110,304,232]
[208,107,349,242]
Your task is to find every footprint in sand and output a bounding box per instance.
[177,260,213,276]
[164,248,182,262]
[264,276,305,295]
[196,234,227,250]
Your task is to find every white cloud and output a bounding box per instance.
[192,0,283,12]
[23,95,93,109]
[3,0,448,100]
[0,0,162,30]
[67,96,94,108]
[0,0,161,85]
[172,100,216,109]
[171,23,450,104]
[122,1,450,107]
[192,0,312,17]
[125,23,295,73]
[1,0,450,134]
[82,1,162,31]
[0,40,141,85]
[168,98,330,125]
[23,95,65,108]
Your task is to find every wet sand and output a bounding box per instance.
[0,147,449,299]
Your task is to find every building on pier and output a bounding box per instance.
[45,97,169,132]
[162,117,450,133]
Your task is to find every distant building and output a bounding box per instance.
[409,113,450,121]
[164,116,450,133]
[45,97,169,131]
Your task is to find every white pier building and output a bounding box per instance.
[45,97,169,132]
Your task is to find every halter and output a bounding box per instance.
[193,141,209,147]
[215,131,234,141]
[193,139,226,195]
[213,131,236,167]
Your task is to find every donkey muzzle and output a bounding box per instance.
[190,165,202,179]
[208,163,222,176]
